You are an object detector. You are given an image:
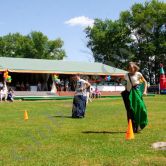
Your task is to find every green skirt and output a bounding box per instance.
[129,86,148,129]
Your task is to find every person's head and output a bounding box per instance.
[74,74,80,81]
[8,88,13,92]
[127,62,140,74]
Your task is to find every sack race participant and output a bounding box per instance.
[72,75,90,118]
[121,62,148,133]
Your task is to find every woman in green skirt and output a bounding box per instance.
[121,62,148,133]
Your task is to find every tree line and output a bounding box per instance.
[85,0,166,84]
[0,31,66,60]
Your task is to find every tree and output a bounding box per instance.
[85,19,133,68]
[120,0,166,83]
[85,0,166,84]
[0,31,66,60]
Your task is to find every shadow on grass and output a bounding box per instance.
[82,131,126,134]
[51,115,72,118]
[51,115,87,119]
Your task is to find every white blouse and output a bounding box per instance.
[124,72,142,91]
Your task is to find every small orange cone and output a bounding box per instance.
[126,119,134,140]
[24,110,28,120]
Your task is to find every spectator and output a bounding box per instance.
[20,82,25,91]
[95,87,101,98]
[0,83,8,101]
[65,79,69,91]
[7,88,14,102]
[92,87,101,98]
[0,87,3,101]
[25,82,30,91]
[0,82,3,89]
[37,81,42,91]
[86,80,92,104]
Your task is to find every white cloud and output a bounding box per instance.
[65,16,94,28]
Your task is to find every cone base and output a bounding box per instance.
[126,135,134,140]
[125,119,135,140]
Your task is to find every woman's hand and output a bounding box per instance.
[141,76,148,96]
[143,91,147,96]
[79,88,84,92]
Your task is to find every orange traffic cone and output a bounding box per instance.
[24,110,28,120]
[126,119,134,140]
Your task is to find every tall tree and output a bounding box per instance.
[85,19,133,68]
[120,0,166,83]
[0,31,66,60]
[85,0,166,84]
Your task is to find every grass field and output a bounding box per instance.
[0,95,166,166]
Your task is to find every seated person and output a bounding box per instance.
[7,88,14,102]
[95,88,101,98]
[92,87,101,98]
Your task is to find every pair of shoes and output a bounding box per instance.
[133,127,141,133]
[133,126,138,133]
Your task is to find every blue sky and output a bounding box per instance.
[0,0,165,62]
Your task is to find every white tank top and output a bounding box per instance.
[125,72,142,91]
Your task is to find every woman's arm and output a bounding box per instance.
[83,82,90,90]
[141,76,148,95]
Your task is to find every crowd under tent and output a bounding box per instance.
[0,57,127,94]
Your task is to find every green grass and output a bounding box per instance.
[0,95,166,166]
